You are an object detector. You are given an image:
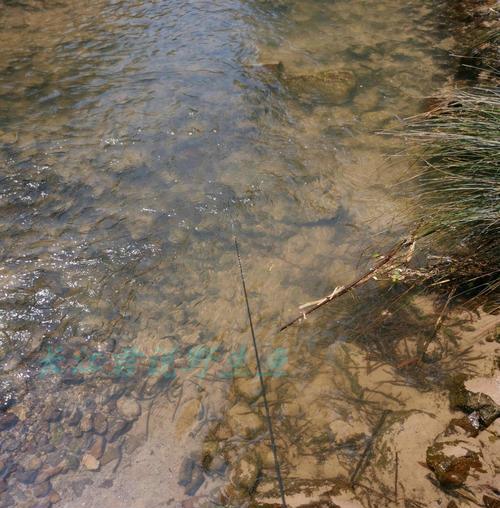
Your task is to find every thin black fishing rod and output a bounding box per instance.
[233,236,287,508]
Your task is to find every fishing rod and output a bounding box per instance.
[233,235,287,508]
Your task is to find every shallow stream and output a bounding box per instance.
[0,1,461,506]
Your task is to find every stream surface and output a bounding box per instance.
[0,1,457,506]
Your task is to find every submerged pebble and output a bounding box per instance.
[81,453,100,471]
[116,397,141,421]
[88,435,106,460]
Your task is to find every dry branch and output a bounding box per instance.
[279,237,414,332]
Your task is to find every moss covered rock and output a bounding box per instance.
[229,452,261,494]
[449,374,500,427]
[426,440,483,488]
[227,401,265,439]
[284,69,357,104]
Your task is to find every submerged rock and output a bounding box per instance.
[116,397,141,421]
[360,110,395,130]
[227,402,265,440]
[201,440,218,470]
[65,407,82,427]
[449,374,500,427]
[426,439,484,488]
[88,435,105,460]
[175,398,202,437]
[246,61,285,77]
[48,490,62,504]
[425,373,499,491]
[43,404,63,423]
[33,480,51,498]
[36,463,65,483]
[93,413,108,435]
[108,419,132,442]
[178,456,196,487]
[97,338,116,353]
[0,412,18,431]
[81,453,100,471]
[21,456,42,473]
[101,445,120,466]
[16,468,38,485]
[185,465,204,496]
[446,413,482,437]
[0,130,17,145]
[234,377,263,403]
[0,389,15,412]
[80,414,93,433]
[255,443,275,470]
[353,88,381,112]
[210,455,227,475]
[229,452,261,494]
[284,69,357,104]
[178,456,204,495]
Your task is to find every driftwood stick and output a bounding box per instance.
[279,237,413,332]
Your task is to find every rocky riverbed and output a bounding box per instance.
[1,0,496,507]
[1,291,497,508]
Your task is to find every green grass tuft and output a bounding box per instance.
[406,87,500,299]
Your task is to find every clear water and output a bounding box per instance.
[0,0,455,506]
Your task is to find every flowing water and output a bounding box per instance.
[0,1,459,506]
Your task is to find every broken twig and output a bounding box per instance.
[279,238,413,332]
